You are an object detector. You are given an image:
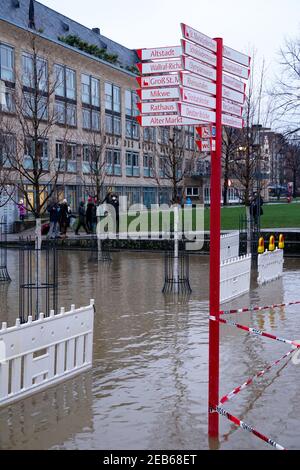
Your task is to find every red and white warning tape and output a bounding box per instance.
[210,316,300,349]
[220,301,300,316]
[212,405,286,451]
[220,349,295,405]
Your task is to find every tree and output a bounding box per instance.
[222,127,241,206]
[271,35,300,136]
[284,138,300,197]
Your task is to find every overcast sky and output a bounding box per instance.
[40,0,299,73]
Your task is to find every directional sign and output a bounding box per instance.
[180,72,216,95]
[222,86,245,105]
[182,56,217,81]
[222,114,244,129]
[196,125,216,139]
[136,74,180,88]
[222,100,243,117]
[180,87,216,110]
[137,87,179,101]
[223,74,246,94]
[137,60,182,75]
[223,58,250,80]
[223,45,251,68]
[181,39,217,67]
[136,115,200,127]
[181,23,217,53]
[196,139,216,152]
[136,46,182,61]
[137,101,178,114]
[178,102,216,124]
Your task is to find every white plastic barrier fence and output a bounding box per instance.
[0,300,95,407]
[220,255,252,304]
[221,231,240,262]
[258,249,284,286]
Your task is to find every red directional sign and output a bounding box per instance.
[137,101,178,114]
[180,72,216,96]
[182,56,217,81]
[196,139,216,152]
[136,46,182,61]
[223,58,250,80]
[222,99,243,117]
[222,113,244,129]
[136,114,200,127]
[181,39,217,67]
[137,60,182,75]
[137,87,179,101]
[180,87,216,110]
[222,86,245,105]
[181,23,217,53]
[223,74,246,93]
[136,74,180,88]
[223,45,251,67]
[178,102,216,123]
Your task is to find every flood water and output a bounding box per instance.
[0,249,300,450]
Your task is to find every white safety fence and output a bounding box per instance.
[258,249,284,286]
[221,231,240,262]
[220,255,252,304]
[0,301,95,407]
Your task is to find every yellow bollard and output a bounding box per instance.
[279,234,285,250]
[258,237,265,254]
[269,235,275,252]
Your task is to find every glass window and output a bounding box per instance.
[22,54,33,88]
[126,152,140,177]
[66,68,76,100]
[92,110,100,130]
[105,82,113,111]
[91,77,100,107]
[105,114,113,134]
[54,64,65,97]
[114,116,121,135]
[126,119,132,138]
[1,87,14,113]
[0,44,14,82]
[81,74,90,104]
[113,85,121,113]
[125,90,132,116]
[66,103,77,126]
[82,108,91,129]
[55,101,65,124]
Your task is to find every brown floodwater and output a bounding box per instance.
[0,249,300,450]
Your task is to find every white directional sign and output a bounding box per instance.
[181,39,217,67]
[136,74,180,88]
[222,100,243,117]
[180,72,216,95]
[196,125,216,139]
[223,45,251,67]
[181,23,217,53]
[137,87,179,101]
[183,56,217,81]
[137,46,182,61]
[180,87,216,110]
[223,58,250,80]
[178,102,216,124]
[137,101,178,114]
[196,139,216,152]
[137,60,182,75]
[222,114,244,129]
[222,86,245,105]
[223,74,245,94]
[136,115,199,127]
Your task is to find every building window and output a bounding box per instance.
[24,138,49,171]
[23,92,48,120]
[185,126,195,151]
[126,151,140,177]
[105,82,121,136]
[158,127,169,145]
[144,127,156,143]
[125,90,139,140]
[159,156,167,178]
[106,148,121,176]
[143,154,154,178]
[81,74,100,131]
[55,142,77,173]
[54,64,77,126]
[55,101,77,126]
[143,187,157,209]
[0,87,14,113]
[22,53,48,91]
[186,187,199,197]
[0,44,14,82]
[0,133,15,168]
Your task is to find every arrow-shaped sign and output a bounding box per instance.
[182,56,217,81]
[136,46,182,61]
[136,114,199,127]
[181,39,217,67]
[137,101,178,114]
[178,102,216,124]
[180,86,216,110]
[136,74,180,88]
[181,23,217,53]
[180,72,216,96]
[137,60,183,75]
[137,87,179,101]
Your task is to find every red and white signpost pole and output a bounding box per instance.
[208,37,223,439]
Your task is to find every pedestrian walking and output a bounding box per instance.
[18,199,26,221]
[59,199,69,238]
[47,199,60,239]
[86,196,95,233]
[75,201,89,235]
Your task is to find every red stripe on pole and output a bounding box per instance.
[220,300,300,316]
[208,37,223,439]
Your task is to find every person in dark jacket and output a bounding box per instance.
[250,193,264,226]
[75,201,89,235]
[86,196,95,233]
[47,199,60,239]
[59,199,70,238]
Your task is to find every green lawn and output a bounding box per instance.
[204,203,300,231]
